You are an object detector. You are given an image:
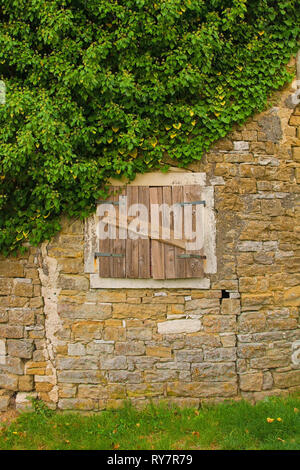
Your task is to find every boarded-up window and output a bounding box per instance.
[95,185,207,280]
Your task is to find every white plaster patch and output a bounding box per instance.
[38,242,63,403]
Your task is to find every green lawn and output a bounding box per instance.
[0,395,300,450]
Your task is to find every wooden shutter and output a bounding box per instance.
[97,186,151,279]
[96,184,205,279]
[150,185,205,279]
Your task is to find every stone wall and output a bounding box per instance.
[0,64,300,413]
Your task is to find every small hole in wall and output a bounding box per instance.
[221,290,230,299]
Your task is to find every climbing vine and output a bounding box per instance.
[0,0,299,254]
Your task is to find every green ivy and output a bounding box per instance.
[0,0,299,254]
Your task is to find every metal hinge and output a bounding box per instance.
[176,200,206,207]
[177,254,206,259]
[96,200,120,205]
[94,252,124,258]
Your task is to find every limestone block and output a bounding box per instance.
[233,141,249,151]
[100,356,127,370]
[15,392,37,411]
[18,375,34,392]
[146,346,172,358]
[283,286,300,306]
[115,341,145,356]
[0,356,24,375]
[58,398,96,411]
[175,350,204,362]
[7,339,34,359]
[158,319,201,335]
[167,381,237,398]
[0,373,18,390]
[239,373,263,391]
[108,370,142,384]
[0,339,6,356]
[8,308,35,325]
[0,390,11,411]
[191,362,236,381]
[0,325,24,339]
[68,343,86,356]
[57,356,98,370]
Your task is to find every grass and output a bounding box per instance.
[0,395,300,450]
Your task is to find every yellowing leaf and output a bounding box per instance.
[107,138,113,143]
[170,133,177,139]
[214,113,220,117]
[129,148,138,158]
[112,127,119,133]
[189,110,194,117]
[191,120,196,126]
[173,123,182,130]
[259,31,264,35]
[165,126,171,131]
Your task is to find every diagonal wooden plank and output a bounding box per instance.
[98,189,115,278]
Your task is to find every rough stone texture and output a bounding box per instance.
[0,61,300,412]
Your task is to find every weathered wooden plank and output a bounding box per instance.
[172,185,186,279]
[138,186,150,278]
[150,187,165,279]
[126,186,139,278]
[112,187,126,278]
[98,189,114,278]
[163,186,176,279]
[183,185,204,278]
